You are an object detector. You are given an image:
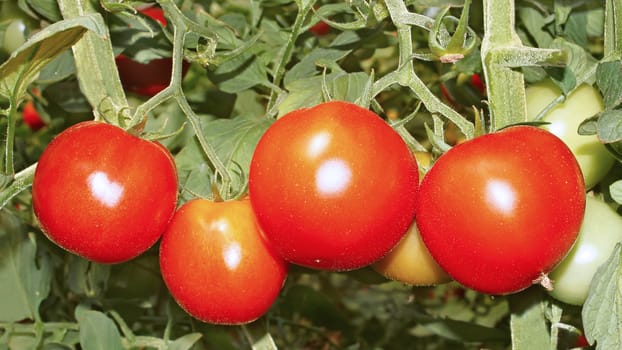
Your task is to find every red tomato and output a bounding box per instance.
[32,121,178,264]
[22,100,45,130]
[415,126,585,295]
[309,21,330,36]
[248,100,419,271]
[115,7,189,97]
[159,199,288,324]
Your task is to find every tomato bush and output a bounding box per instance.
[159,198,288,324]
[249,100,419,271]
[526,79,614,190]
[548,195,622,305]
[3,0,622,349]
[415,126,586,295]
[32,121,178,264]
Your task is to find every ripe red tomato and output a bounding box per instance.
[249,100,419,271]
[22,100,45,130]
[309,21,330,36]
[159,199,288,324]
[115,6,189,97]
[32,121,178,264]
[415,126,585,295]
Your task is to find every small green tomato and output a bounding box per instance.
[549,195,622,305]
[526,80,615,190]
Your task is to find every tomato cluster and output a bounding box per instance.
[32,88,614,324]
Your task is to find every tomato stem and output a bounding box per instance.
[604,0,622,60]
[383,0,475,140]
[266,0,317,113]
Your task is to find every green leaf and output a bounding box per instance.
[0,210,52,322]
[26,0,62,22]
[57,2,128,117]
[36,50,77,84]
[207,51,268,94]
[167,333,203,350]
[283,47,351,86]
[546,38,598,94]
[609,180,622,205]
[509,288,551,350]
[597,110,622,143]
[67,256,110,298]
[0,15,102,102]
[75,308,124,350]
[596,60,622,110]
[582,243,622,349]
[518,6,553,48]
[278,72,369,116]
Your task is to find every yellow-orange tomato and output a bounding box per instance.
[372,222,451,286]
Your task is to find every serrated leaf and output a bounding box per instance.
[0,211,52,322]
[609,180,622,205]
[518,6,553,48]
[278,72,369,116]
[547,38,598,93]
[597,110,622,143]
[167,333,203,350]
[582,243,622,349]
[0,15,102,102]
[75,308,124,350]
[283,47,351,86]
[207,51,268,93]
[596,60,622,110]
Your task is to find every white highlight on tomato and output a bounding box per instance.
[485,180,516,214]
[223,243,242,270]
[315,158,352,196]
[87,171,124,208]
[547,120,566,138]
[574,243,598,265]
[307,131,331,158]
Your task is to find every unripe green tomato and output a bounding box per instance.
[2,19,27,53]
[526,80,614,190]
[548,196,622,305]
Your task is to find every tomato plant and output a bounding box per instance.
[32,121,178,264]
[249,100,419,271]
[159,198,288,325]
[415,126,586,295]
[548,195,622,305]
[526,79,614,190]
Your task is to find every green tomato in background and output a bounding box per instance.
[526,80,615,190]
[548,195,622,305]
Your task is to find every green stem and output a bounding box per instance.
[383,0,475,139]
[266,0,316,112]
[0,163,36,209]
[153,0,231,198]
[4,98,17,175]
[604,0,622,60]
[481,0,527,130]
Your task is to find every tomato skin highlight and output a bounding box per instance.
[415,126,585,295]
[159,199,288,325]
[548,195,622,305]
[32,121,178,264]
[249,100,419,271]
